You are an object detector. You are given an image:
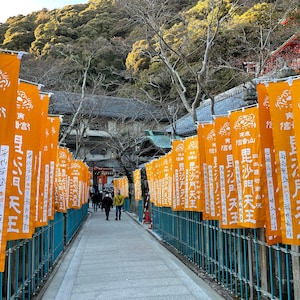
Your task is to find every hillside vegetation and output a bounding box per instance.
[0,0,299,118]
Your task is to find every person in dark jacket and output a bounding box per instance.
[92,192,101,212]
[102,193,113,220]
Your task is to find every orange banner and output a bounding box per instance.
[200,122,220,220]
[267,80,300,245]
[171,139,185,211]
[7,82,42,240]
[161,153,172,207]
[291,78,300,164]
[113,176,128,198]
[145,161,154,203]
[197,124,209,217]
[35,93,50,228]
[214,116,240,228]
[133,169,142,200]
[0,52,22,272]
[184,136,201,211]
[55,147,71,213]
[230,106,266,228]
[256,83,282,244]
[69,159,84,209]
[153,158,162,207]
[47,116,60,220]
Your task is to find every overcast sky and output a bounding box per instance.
[0,0,88,23]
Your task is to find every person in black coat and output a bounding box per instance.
[102,193,113,220]
[92,192,101,212]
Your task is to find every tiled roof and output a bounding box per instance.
[49,91,167,121]
[167,83,251,136]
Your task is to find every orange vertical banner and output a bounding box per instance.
[256,83,282,244]
[69,159,83,209]
[161,153,172,207]
[291,78,300,164]
[267,80,300,245]
[145,161,154,203]
[0,52,23,272]
[171,139,185,211]
[113,176,129,199]
[199,122,220,220]
[133,169,142,200]
[35,93,50,228]
[230,106,266,228]
[154,158,162,207]
[7,81,42,240]
[197,124,209,217]
[47,116,60,220]
[184,135,201,211]
[55,147,71,213]
[214,115,240,228]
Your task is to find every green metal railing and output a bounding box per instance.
[152,205,298,300]
[0,203,88,299]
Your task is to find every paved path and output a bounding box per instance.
[39,207,226,300]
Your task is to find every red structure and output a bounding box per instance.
[90,167,114,189]
[262,32,300,76]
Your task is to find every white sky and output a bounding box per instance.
[0,0,89,23]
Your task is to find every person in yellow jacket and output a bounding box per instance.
[114,190,124,220]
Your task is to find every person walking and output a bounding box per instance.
[92,191,101,212]
[114,190,124,220]
[102,193,113,220]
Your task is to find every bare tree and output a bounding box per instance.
[121,0,299,123]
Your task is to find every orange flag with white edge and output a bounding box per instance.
[171,139,185,211]
[113,176,128,199]
[267,80,300,245]
[184,135,201,211]
[121,176,129,198]
[154,157,162,207]
[145,161,155,203]
[197,124,209,217]
[230,106,266,228]
[200,122,220,220]
[47,116,60,220]
[133,169,142,201]
[291,78,300,164]
[0,52,23,272]
[69,159,83,209]
[214,115,240,229]
[55,147,71,213]
[161,152,172,207]
[256,83,282,244]
[7,81,42,240]
[35,93,50,228]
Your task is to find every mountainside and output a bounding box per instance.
[0,0,299,118]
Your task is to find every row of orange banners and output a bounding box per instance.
[113,176,129,198]
[141,77,300,246]
[0,52,90,271]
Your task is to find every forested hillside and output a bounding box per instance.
[0,0,299,119]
